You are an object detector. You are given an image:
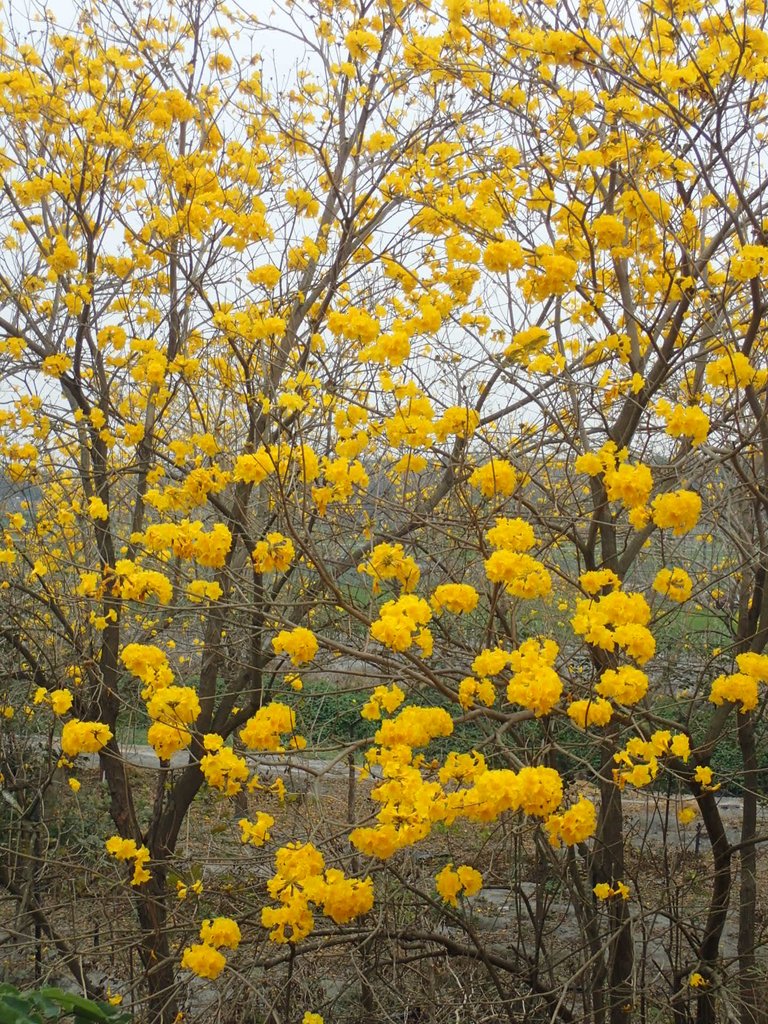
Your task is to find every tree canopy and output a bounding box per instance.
[1,0,768,1022]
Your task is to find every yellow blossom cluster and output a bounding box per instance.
[729,243,768,280]
[656,401,710,447]
[370,595,433,654]
[469,458,518,498]
[613,731,691,789]
[485,516,536,552]
[110,560,173,604]
[232,447,275,485]
[433,406,479,442]
[186,579,223,603]
[506,638,562,716]
[571,590,655,664]
[358,542,420,593]
[252,532,295,573]
[60,720,113,758]
[131,520,233,568]
[374,706,454,752]
[472,647,512,677]
[360,684,406,720]
[604,461,654,510]
[567,697,613,728]
[574,445,616,478]
[483,515,550,598]
[312,456,369,514]
[383,392,435,449]
[261,843,373,943]
[240,701,306,752]
[545,796,598,847]
[434,863,483,906]
[705,349,758,389]
[694,765,719,792]
[34,687,73,715]
[181,916,240,980]
[708,651,768,714]
[595,666,649,705]
[650,490,702,536]
[145,685,200,760]
[272,627,318,665]
[457,675,496,710]
[201,747,250,794]
[238,813,274,846]
[579,569,621,595]
[484,550,551,599]
[594,881,631,901]
[652,567,693,603]
[105,836,151,886]
[483,238,524,273]
[430,583,479,615]
[120,644,174,695]
[503,326,550,362]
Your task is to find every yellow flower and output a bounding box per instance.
[68,778,81,793]
[653,567,693,603]
[200,748,250,795]
[430,583,479,615]
[593,881,630,900]
[199,917,241,950]
[41,354,72,377]
[239,813,274,847]
[694,765,719,791]
[596,666,648,705]
[604,462,653,509]
[545,797,597,847]
[247,264,281,288]
[567,697,613,729]
[358,542,420,593]
[506,638,562,716]
[486,517,536,552]
[651,490,701,536]
[708,348,753,387]
[181,943,226,979]
[272,627,318,666]
[709,673,758,713]
[579,569,621,595]
[49,688,73,715]
[240,701,305,753]
[435,863,483,906]
[146,685,201,726]
[469,459,518,497]
[147,722,191,760]
[360,684,405,720]
[661,403,709,446]
[61,720,113,757]
[105,836,151,885]
[252,532,295,573]
[88,496,109,520]
[483,239,524,272]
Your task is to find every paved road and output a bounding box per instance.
[75,743,768,850]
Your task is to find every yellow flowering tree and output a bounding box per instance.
[1,0,768,1022]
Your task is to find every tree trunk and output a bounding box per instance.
[136,867,178,1024]
[594,734,633,1024]
[736,713,765,1024]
